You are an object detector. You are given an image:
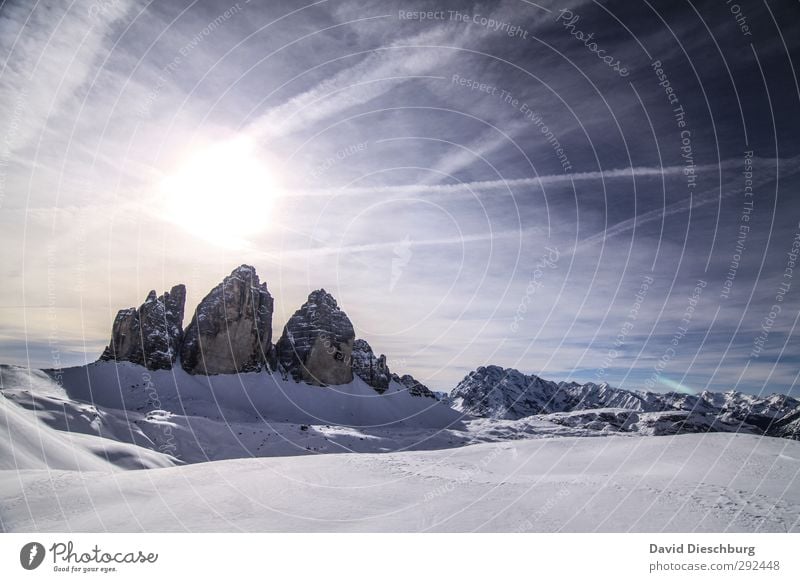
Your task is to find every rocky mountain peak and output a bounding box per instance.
[275,289,355,386]
[450,365,560,419]
[99,284,186,370]
[229,264,260,280]
[307,288,338,306]
[351,339,390,393]
[180,266,274,375]
[391,373,437,399]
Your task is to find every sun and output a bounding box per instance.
[160,137,279,247]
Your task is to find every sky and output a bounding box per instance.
[1,0,800,395]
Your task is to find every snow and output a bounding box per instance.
[1,364,469,464]
[2,363,799,532]
[54,361,463,429]
[2,433,798,532]
[0,388,176,472]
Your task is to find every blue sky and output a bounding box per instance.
[1,0,800,395]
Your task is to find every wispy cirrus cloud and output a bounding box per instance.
[570,155,800,254]
[245,24,470,140]
[0,1,135,155]
[288,156,761,197]
[389,120,530,186]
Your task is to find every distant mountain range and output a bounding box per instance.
[450,365,800,440]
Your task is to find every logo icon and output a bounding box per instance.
[390,235,413,291]
[20,542,45,570]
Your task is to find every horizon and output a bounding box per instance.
[2,0,800,396]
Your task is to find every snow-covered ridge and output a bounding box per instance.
[450,364,800,440]
[0,362,468,468]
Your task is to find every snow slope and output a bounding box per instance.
[2,433,798,532]
[1,364,471,464]
[54,362,462,429]
[0,369,176,472]
[2,364,799,533]
[3,364,795,466]
[1,364,602,465]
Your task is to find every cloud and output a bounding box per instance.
[404,120,529,185]
[0,1,135,155]
[245,24,467,140]
[570,154,800,253]
[290,157,745,197]
[2,0,799,397]
[263,227,537,261]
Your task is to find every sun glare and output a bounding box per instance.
[160,137,279,247]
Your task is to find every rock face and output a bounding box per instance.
[450,365,572,419]
[100,285,186,370]
[180,265,274,375]
[450,364,800,440]
[350,339,437,398]
[768,405,800,440]
[351,339,390,393]
[539,409,756,436]
[275,289,355,385]
[392,373,437,399]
